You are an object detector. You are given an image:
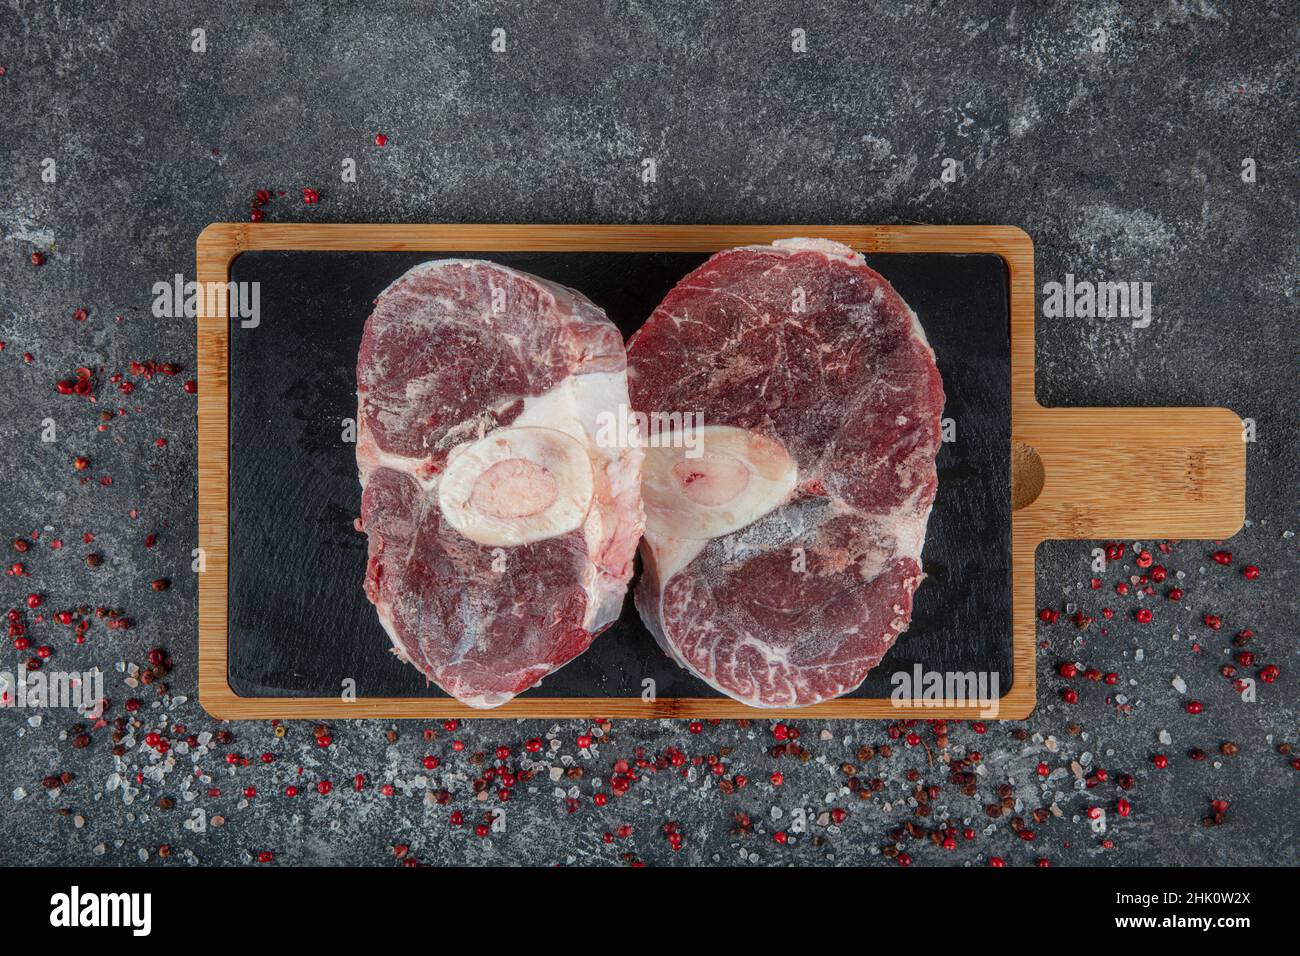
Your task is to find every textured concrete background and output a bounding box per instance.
[1,1,1295,866]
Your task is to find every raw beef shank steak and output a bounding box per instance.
[357,260,644,708]
[626,239,944,707]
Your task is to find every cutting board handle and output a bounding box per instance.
[1013,405,1246,542]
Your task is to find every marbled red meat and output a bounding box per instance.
[626,239,944,707]
[357,260,644,708]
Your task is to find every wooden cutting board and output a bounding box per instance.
[195,224,1244,720]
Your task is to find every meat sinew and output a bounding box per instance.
[626,239,944,708]
[357,260,644,708]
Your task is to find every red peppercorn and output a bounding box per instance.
[593,792,608,807]
[576,734,592,748]
[688,722,702,735]
[989,856,1005,867]
[31,251,45,266]
[1204,614,1221,630]
[1134,608,1153,623]
[243,786,257,799]
[183,379,197,394]
[422,755,439,770]
[257,851,274,863]
[1058,661,1077,679]
[1211,550,1232,565]
[1117,798,1132,817]
[1167,587,1184,601]
[449,810,464,826]
[770,771,784,786]
[25,594,41,609]
[1259,664,1280,683]
[1150,565,1167,583]
[1186,700,1203,715]
[374,133,388,146]
[1242,565,1260,580]
[495,745,510,760]
[1061,688,1078,704]
[316,780,332,796]
[1152,754,1168,768]
[474,824,489,837]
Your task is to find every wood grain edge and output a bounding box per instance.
[193,696,1021,720]
[196,225,240,720]
[196,223,1038,721]
[1002,226,1038,721]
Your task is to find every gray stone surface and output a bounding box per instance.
[0,1,1295,867]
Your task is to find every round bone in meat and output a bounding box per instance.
[641,425,797,540]
[439,426,595,547]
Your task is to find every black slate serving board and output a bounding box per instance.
[227,251,1011,700]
